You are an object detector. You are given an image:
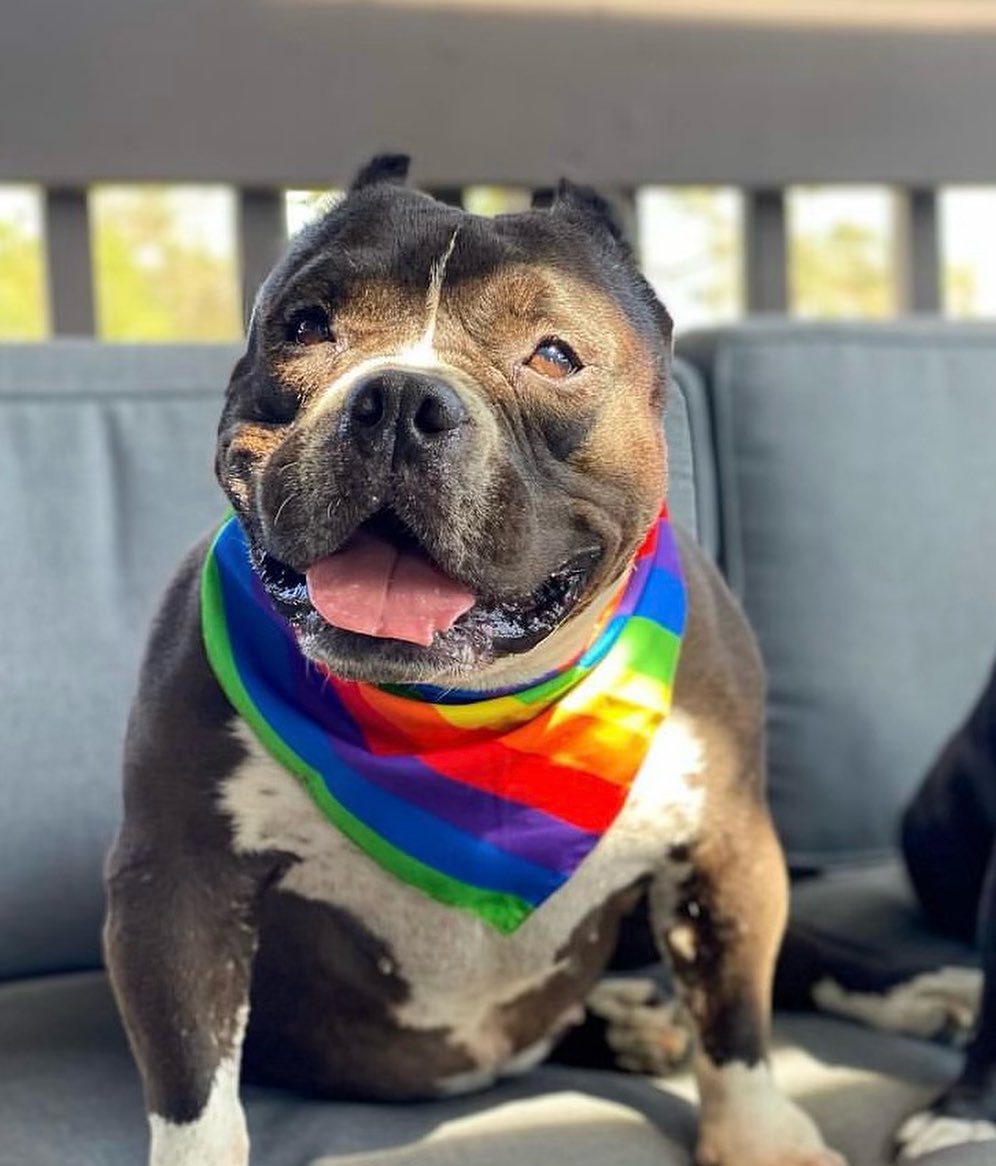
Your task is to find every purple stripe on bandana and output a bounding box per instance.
[326,735,601,874]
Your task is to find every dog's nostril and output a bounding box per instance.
[413,389,463,436]
[351,382,385,428]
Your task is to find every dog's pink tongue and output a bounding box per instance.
[305,531,476,647]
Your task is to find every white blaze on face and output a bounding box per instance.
[398,226,460,366]
[313,227,463,415]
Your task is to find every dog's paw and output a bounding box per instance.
[697,1118,847,1166]
[813,967,981,1045]
[696,1070,847,1166]
[894,1109,996,1159]
[697,1132,847,1166]
[585,976,693,1074]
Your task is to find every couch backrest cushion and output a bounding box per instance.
[678,323,996,869]
[0,343,237,979]
[0,341,702,979]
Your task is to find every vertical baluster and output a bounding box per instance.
[895,187,941,314]
[43,187,96,336]
[607,187,639,251]
[238,188,287,327]
[428,187,465,208]
[745,188,788,313]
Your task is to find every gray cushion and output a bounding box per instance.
[0,972,695,1166]
[678,323,996,868]
[0,341,701,980]
[770,1014,979,1166]
[789,862,978,977]
[662,361,702,545]
[0,343,237,979]
[671,358,719,560]
[1,971,983,1166]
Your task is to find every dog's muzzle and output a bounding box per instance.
[340,370,469,464]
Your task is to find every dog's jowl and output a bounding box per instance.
[104,156,844,1166]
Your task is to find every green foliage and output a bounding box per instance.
[945,261,978,316]
[0,218,47,339]
[92,188,241,341]
[463,186,532,217]
[790,219,893,317]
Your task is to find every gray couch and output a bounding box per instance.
[2,324,995,1166]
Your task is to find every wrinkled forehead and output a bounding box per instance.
[257,188,660,350]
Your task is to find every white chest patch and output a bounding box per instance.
[220,714,705,1072]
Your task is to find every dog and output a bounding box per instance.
[104,155,843,1166]
[777,652,996,1160]
[896,648,996,1157]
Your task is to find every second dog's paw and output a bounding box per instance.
[586,977,693,1075]
[813,967,981,1045]
[895,1109,996,1159]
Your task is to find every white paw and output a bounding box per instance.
[895,1109,996,1159]
[696,1062,847,1166]
[813,967,981,1044]
[586,976,693,1074]
[147,1056,248,1166]
[697,1107,847,1166]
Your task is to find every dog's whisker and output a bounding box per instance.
[273,491,298,529]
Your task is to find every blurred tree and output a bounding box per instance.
[463,186,532,217]
[945,262,979,317]
[285,189,339,236]
[92,187,241,341]
[664,189,740,319]
[790,219,893,317]
[0,217,47,339]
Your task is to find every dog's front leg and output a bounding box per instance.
[652,798,845,1166]
[104,843,263,1166]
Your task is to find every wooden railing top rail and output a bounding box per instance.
[4,1,996,188]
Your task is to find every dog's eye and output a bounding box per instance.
[286,306,331,347]
[526,338,582,380]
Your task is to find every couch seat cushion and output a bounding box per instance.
[0,972,695,1166]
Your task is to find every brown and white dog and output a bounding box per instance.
[104,156,844,1166]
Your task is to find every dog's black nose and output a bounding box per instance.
[343,370,468,459]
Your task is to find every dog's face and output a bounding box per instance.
[216,156,672,685]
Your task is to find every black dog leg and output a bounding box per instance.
[895,852,996,1158]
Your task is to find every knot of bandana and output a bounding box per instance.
[201,511,686,933]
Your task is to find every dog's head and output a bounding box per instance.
[216,155,673,686]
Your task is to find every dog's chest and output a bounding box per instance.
[221,717,704,1052]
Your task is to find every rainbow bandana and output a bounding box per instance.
[201,511,686,934]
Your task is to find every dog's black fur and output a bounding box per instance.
[900,653,996,1129]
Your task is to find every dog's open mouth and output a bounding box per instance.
[305,512,477,648]
[253,508,600,658]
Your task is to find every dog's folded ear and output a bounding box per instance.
[541,179,632,252]
[350,154,411,192]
